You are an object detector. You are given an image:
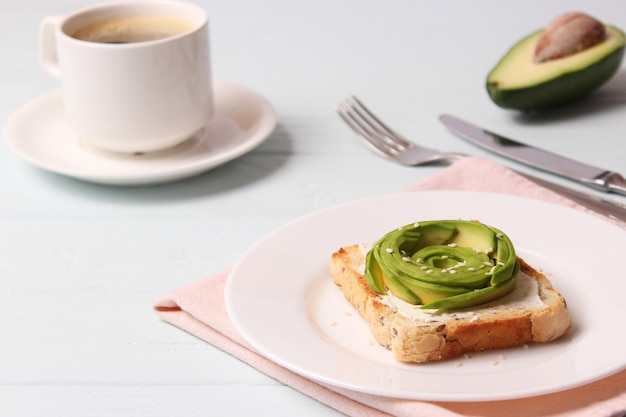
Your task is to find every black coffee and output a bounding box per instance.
[71,16,194,43]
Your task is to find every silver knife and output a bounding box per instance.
[517,172,626,225]
[439,114,626,196]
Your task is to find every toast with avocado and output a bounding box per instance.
[329,220,571,363]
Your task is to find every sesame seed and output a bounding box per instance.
[415,258,422,263]
[386,248,393,253]
[448,243,458,248]
[402,256,411,262]
[414,222,420,228]
[449,269,457,274]
[467,267,475,271]
[441,255,449,259]
[426,269,433,274]
[421,266,428,270]
[496,234,503,240]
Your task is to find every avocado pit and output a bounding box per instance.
[534,12,607,63]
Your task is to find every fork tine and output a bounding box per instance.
[338,97,409,156]
[341,98,405,153]
[348,96,413,149]
[336,101,396,157]
[337,96,466,167]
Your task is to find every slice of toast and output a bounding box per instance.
[330,244,571,363]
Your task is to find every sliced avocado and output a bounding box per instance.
[376,255,422,305]
[366,243,422,304]
[489,226,519,285]
[400,245,492,287]
[487,25,625,110]
[447,221,497,252]
[365,248,386,294]
[364,220,519,311]
[410,222,457,250]
[399,275,471,305]
[382,272,422,305]
[421,272,518,311]
[390,221,497,287]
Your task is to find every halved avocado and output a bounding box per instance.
[487,25,625,111]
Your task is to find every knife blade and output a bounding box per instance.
[439,114,626,197]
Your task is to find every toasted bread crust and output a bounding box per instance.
[330,245,571,363]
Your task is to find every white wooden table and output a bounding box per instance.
[1,1,625,415]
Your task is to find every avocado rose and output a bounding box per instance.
[365,220,520,311]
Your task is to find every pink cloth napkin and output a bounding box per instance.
[154,157,626,417]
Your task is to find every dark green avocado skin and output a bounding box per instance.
[487,46,625,111]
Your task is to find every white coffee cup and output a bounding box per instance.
[39,0,214,154]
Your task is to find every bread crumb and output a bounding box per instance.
[490,361,499,366]
[454,362,463,368]
[499,354,506,360]
[463,353,472,359]
[344,311,352,316]
[368,340,375,346]
[330,321,338,327]
[523,343,529,349]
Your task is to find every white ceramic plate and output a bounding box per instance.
[3,79,276,186]
[225,191,626,402]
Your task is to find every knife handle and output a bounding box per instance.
[597,172,626,197]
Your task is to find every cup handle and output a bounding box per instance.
[39,15,64,78]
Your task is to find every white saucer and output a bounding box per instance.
[4,79,277,186]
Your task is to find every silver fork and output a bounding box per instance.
[335,96,626,225]
[336,96,466,166]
